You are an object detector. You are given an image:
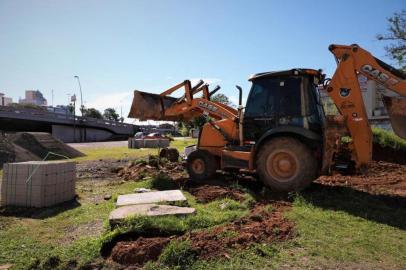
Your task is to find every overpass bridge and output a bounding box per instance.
[0,106,137,142]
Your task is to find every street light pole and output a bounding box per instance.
[74,75,83,116]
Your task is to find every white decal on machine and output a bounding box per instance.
[361,64,399,86]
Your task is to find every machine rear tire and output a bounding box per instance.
[186,150,218,182]
[256,137,318,192]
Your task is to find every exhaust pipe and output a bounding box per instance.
[236,85,244,146]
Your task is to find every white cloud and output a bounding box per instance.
[86,91,133,110]
[190,78,222,86]
[229,95,247,106]
[84,91,133,122]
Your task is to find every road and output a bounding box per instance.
[68,140,128,149]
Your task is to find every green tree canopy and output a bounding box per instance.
[83,107,103,119]
[377,10,406,70]
[103,108,120,121]
[211,93,234,107]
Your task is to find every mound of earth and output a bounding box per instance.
[111,237,171,266]
[188,185,246,203]
[317,161,406,197]
[185,202,293,259]
[109,202,293,266]
[0,132,84,167]
[117,156,187,181]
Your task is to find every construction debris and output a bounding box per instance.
[109,204,196,224]
[128,138,170,149]
[116,190,187,207]
[117,156,186,181]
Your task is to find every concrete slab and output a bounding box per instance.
[109,204,196,223]
[116,190,186,206]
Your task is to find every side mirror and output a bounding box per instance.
[235,85,243,106]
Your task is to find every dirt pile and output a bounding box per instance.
[0,132,84,167]
[317,161,406,196]
[188,185,246,203]
[117,157,187,181]
[109,202,293,266]
[111,237,171,266]
[184,202,293,259]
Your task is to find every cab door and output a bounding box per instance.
[243,77,279,141]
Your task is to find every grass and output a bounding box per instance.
[281,195,406,268]
[1,137,406,269]
[100,195,251,251]
[143,183,406,270]
[75,138,196,161]
[0,179,152,269]
[0,140,200,269]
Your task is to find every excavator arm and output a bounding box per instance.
[327,44,406,168]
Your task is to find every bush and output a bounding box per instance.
[159,240,197,269]
[372,127,406,150]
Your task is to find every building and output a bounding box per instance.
[320,75,393,129]
[19,90,47,106]
[0,93,13,106]
[46,105,73,115]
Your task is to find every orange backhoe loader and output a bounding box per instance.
[129,44,406,192]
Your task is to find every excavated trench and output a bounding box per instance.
[104,202,293,267]
[106,152,406,267]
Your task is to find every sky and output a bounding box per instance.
[0,0,404,123]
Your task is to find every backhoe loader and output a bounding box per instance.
[129,44,406,191]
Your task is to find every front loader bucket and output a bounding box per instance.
[383,96,406,139]
[128,90,177,121]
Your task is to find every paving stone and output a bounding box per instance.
[0,264,13,270]
[116,190,186,206]
[109,204,196,224]
[0,161,76,207]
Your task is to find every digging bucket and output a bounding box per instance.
[128,90,178,121]
[383,96,406,139]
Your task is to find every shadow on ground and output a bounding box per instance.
[0,199,81,219]
[301,182,406,230]
[191,173,406,230]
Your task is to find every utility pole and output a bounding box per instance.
[71,94,77,143]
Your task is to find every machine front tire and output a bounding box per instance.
[256,137,318,192]
[186,150,218,182]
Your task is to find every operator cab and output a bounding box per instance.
[243,68,325,142]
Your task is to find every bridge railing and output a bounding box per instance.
[0,106,134,130]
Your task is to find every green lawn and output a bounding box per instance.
[74,138,196,161]
[1,138,405,269]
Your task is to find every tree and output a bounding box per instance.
[83,108,103,119]
[211,93,235,107]
[377,10,406,70]
[67,103,74,114]
[103,108,120,121]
